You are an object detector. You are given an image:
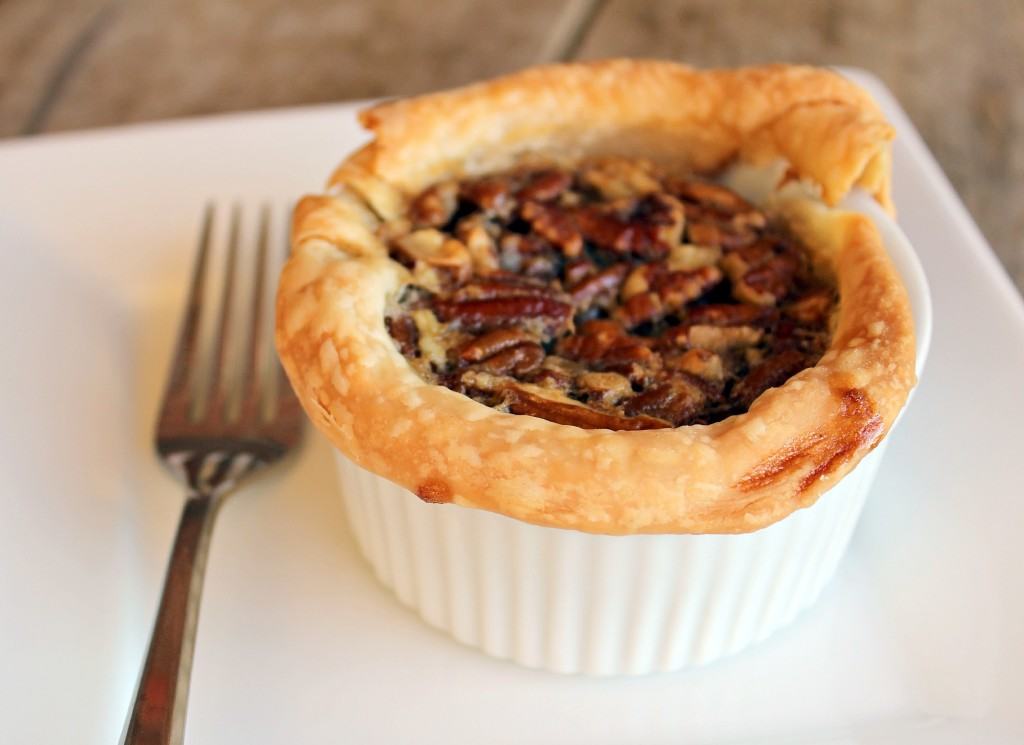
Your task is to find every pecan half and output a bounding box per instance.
[615,291,664,328]
[568,264,628,307]
[784,288,833,325]
[409,181,458,227]
[732,348,808,408]
[385,314,419,357]
[653,265,723,309]
[460,328,537,362]
[517,170,572,202]
[671,179,752,214]
[576,371,633,405]
[623,379,704,426]
[505,386,670,430]
[433,296,572,333]
[685,303,775,327]
[520,201,583,257]
[460,175,516,217]
[479,342,546,376]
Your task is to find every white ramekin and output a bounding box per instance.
[333,191,932,675]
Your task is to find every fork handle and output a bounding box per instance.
[122,494,218,745]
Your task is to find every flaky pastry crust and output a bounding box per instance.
[276,60,915,534]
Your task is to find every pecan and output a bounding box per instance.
[671,348,724,382]
[685,303,775,327]
[460,328,536,362]
[623,379,704,426]
[455,215,500,275]
[394,229,472,281]
[667,243,722,272]
[575,199,679,261]
[433,296,572,333]
[579,156,663,199]
[784,288,833,325]
[653,265,723,309]
[621,264,655,301]
[517,170,572,202]
[452,275,558,302]
[729,257,797,307]
[385,314,419,357]
[615,291,664,328]
[687,324,763,352]
[564,258,596,286]
[687,219,758,249]
[479,342,545,376]
[576,371,633,404]
[534,355,582,391]
[732,349,808,408]
[569,264,628,307]
[409,181,458,227]
[460,176,516,217]
[670,179,752,214]
[686,220,724,247]
[505,386,670,430]
[520,201,582,257]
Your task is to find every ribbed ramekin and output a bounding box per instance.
[333,193,931,675]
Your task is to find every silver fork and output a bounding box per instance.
[123,205,303,745]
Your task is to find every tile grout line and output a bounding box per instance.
[20,0,122,136]
[533,0,606,64]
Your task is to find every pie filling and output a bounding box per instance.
[380,157,835,430]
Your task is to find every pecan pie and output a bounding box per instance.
[380,159,836,430]
[276,60,916,534]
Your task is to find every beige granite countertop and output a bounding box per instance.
[2,0,1021,292]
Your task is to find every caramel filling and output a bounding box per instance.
[381,157,835,429]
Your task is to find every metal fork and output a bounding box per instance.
[122,205,303,745]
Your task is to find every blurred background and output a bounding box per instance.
[2,0,1021,293]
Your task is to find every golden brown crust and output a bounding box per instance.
[276,60,915,535]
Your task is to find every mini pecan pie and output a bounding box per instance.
[276,61,916,534]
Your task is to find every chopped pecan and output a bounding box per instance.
[615,291,664,328]
[671,179,752,214]
[621,264,655,301]
[667,243,722,271]
[685,303,775,327]
[740,253,798,305]
[784,288,833,325]
[576,194,682,260]
[576,371,633,405]
[671,348,724,382]
[409,181,458,227]
[687,219,758,249]
[579,156,662,199]
[517,170,572,202]
[653,265,723,309]
[623,379,704,426]
[534,355,582,391]
[569,264,628,307]
[460,328,536,362]
[733,349,808,408]
[433,296,572,333]
[505,386,670,430]
[520,201,583,256]
[686,220,724,247]
[385,314,419,357]
[455,214,500,275]
[394,229,472,281]
[564,258,596,286]
[460,175,517,218]
[479,342,545,376]
[687,324,763,352]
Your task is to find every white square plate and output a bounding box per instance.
[1,71,1022,744]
